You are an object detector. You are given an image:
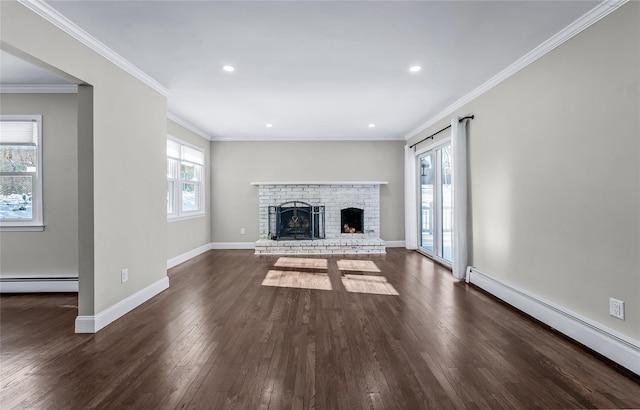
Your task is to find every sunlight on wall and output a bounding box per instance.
[475,167,512,264]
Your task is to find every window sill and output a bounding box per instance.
[168,213,206,223]
[0,225,45,232]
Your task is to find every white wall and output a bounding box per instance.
[0,93,78,278]
[408,2,639,340]
[1,2,168,316]
[210,140,405,243]
[166,120,211,260]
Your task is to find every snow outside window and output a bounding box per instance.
[0,116,44,231]
[167,137,205,219]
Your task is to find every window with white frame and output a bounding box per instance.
[167,137,205,219]
[0,116,44,231]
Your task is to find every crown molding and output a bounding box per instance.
[211,134,405,142]
[17,0,170,98]
[0,84,78,94]
[167,112,213,141]
[404,0,629,141]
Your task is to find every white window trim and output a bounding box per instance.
[415,135,451,156]
[167,136,206,221]
[167,213,205,223]
[0,115,44,231]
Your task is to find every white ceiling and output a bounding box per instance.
[5,1,601,140]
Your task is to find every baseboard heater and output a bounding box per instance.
[467,266,640,376]
[0,276,78,293]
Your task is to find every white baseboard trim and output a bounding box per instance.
[468,266,640,376]
[210,242,256,250]
[385,241,406,248]
[75,275,169,333]
[166,242,270,271]
[167,243,213,269]
[0,276,78,293]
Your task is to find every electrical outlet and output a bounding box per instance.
[240,228,246,235]
[121,268,129,284]
[609,298,624,320]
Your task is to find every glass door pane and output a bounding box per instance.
[419,154,434,253]
[440,145,453,261]
[418,143,453,266]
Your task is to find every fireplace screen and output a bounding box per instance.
[269,201,325,240]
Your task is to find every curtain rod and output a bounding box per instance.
[409,115,475,149]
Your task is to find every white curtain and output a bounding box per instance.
[404,144,418,249]
[451,117,469,280]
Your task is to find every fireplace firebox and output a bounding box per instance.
[341,207,364,233]
[269,201,325,240]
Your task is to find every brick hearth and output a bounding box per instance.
[255,237,386,255]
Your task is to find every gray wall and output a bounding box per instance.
[2,2,168,315]
[166,120,211,260]
[0,93,78,278]
[210,140,405,243]
[408,2,639,340]
[6,0,636,343]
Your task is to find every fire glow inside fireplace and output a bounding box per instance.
[268,201,325,240]
[341,207,364,233]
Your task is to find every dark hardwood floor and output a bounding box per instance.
[1,249,639,409]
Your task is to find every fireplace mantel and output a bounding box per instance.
[250,181,388,186]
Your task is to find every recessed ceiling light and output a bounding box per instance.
[368,123,376,128]
[266,123,273,128]
[409,65,422,73]
[222,65,235,72]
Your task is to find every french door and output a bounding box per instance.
[418,142,453,265]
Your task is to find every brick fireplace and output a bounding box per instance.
[252,182,386,254]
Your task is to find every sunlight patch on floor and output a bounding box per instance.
[337,260,381,272]
[341,274,399,295]
[262,270,332,291]
[274,257,328,270]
